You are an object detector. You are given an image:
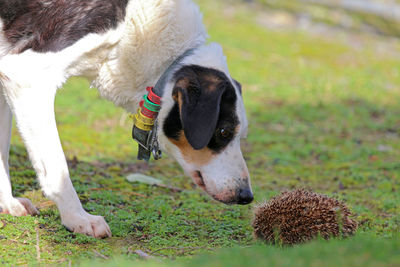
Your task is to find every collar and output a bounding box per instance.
[131,48,196,161]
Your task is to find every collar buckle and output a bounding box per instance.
[132,127,162,161]
[150,121,162,160]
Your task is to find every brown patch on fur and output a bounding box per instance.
[174,77,190,94]
[170,130,215,166]
[173,87,184,115]
[203,73,223,93]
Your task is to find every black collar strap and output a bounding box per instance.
[152,48,196,96]
[132,48,196,161]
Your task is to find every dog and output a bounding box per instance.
[0,0,253,238]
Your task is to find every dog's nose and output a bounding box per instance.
[237,188,253,205]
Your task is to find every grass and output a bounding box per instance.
[258,0,400,37]
[79,234,400,267]
[1,0,400,265]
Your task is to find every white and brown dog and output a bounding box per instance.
[0,0,253,238]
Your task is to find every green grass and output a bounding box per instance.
[1,0,400,265]
[79,234,400,267]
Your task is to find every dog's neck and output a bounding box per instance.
[92,0,207,113]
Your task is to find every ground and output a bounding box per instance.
[1,0,400,266]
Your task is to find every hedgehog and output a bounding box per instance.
[252,189,358,245]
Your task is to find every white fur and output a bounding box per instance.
[93,0,207,112]
[0,0,249,237]
[0,84,14,212]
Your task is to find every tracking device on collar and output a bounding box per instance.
[131,48,196,161]
[132,87,162,161]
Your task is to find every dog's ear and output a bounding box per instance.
[172,66,226,150]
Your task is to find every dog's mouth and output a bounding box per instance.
[192,170,206,190]
[190,171,253,205]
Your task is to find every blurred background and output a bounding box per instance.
[244,0,400,37]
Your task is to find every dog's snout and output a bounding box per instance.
[237,188,253,205]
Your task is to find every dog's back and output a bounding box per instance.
[0,0,128,55]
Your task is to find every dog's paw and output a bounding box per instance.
[0,197,39,216]
[61,211,111,238]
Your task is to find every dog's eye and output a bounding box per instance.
[220,128,230,138]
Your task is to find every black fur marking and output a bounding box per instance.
[0,0,128,53]
[207,85,239,153]
[163,65,239,153]
[163,103,182,141]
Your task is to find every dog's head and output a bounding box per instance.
[157,43,253,205]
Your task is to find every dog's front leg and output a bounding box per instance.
[3,80,111,238]
[0,88,39,216]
